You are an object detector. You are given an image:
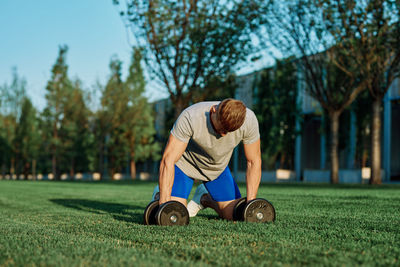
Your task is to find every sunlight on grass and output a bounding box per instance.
[0,180,399,266]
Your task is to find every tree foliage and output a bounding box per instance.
[59,80,94,177]
[14,97,41,178]
[97,50,160,179]
[264,0,368,183]
[0,68,28,176]
[42,46,95,179]
[124,49,161,178]
[98,56,127,177]
[44,45,73,179]
[114,0,266,117]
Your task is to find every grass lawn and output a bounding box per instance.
[0,180,399,266]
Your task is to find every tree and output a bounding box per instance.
[124,48,161,179]
[0,113,15,176]
[44,45,73,179]
[37,107,54,175]
[114,0,266,118]
[318,0,400,184]
[13,97,41,178]
[59,80,94,178]
[254,59,298,170]
[0,68,27,176]
[265,0,367,183]
[353,89,372,168]
[97,52,161,179]
[99,56,130,178]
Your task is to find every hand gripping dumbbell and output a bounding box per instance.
[144,200,190,226]
[233,197,276,223]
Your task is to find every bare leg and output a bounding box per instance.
[171,196,187,207]
[153,192,187,207]
[200,194,240,220]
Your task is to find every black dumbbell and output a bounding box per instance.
[143,200,189,226]
[233,197,276,223]
[143,200,159,225]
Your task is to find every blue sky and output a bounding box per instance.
[0,1,272,111]
[0,0,169,110]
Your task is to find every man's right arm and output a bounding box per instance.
[158,134,188,204]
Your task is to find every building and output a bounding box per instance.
[152,71,400,183]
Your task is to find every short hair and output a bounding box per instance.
[217,99,247,132]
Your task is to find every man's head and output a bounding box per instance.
[211,99,246,135]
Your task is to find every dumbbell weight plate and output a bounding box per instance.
[233,197,247,221]
[143,200,159,225]
[156,201,189,226]
[243,198,276,223]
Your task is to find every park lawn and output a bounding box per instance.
[0,180,399,266]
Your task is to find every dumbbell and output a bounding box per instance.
[233,197,276,223]
[143,200,190,226]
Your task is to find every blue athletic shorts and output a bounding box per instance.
[171,165,241,202]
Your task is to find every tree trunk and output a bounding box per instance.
[52,154,57,180]
[23,162,30,179]
[52,121,58,180]
[110,155,115,180]
[280,153,286,169]
[1,164,5,178]
[129,149,137,179]
[173,96,186,120]
[32,159,36,180]
[10,158,15,176]
[70,158,75,180]
[14,154,19,177]
[111,168,116,180]
[370,97,382,184]
[329,111,340,184]
[99,141,104,180]
[130,159,136,180]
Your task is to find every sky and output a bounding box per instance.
[0,0,168,110]
[0,0,272,111]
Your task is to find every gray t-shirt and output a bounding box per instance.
[171,101,260,181]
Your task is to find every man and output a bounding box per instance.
[155,98,261,220]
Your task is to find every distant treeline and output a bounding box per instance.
[0,46,160,180]
[2,0,400,186]
[0,46,395,182]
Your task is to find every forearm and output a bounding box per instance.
[246,159,262,202]
[158,159,175,204]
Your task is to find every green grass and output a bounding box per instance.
[0,180,399,266]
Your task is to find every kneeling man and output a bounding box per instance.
[156,98,261,220]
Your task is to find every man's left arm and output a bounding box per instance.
[243,138,262,202]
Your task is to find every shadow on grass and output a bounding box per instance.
[50,198,144,224]
[197,214,220,220]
